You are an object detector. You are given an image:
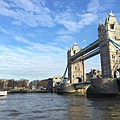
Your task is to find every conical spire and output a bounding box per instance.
[108,11,117,23]
[105,14,109,24]
[98,20,101,27]
[109,10,114,17]
[73,42,79,51]
[74,42,77,46]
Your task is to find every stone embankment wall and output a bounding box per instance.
[87,78,118,95]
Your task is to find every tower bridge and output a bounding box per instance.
[56,11,120,95]
[68,11,120,84]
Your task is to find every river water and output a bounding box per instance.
[0,93,120,120]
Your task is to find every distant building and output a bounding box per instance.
[86,69,101,81]
[53,76,62,87]
[37,78,53,90]
[13,79,29,90]
[29,80,39,90]
[0,79,9,90]
[29,78,53,90]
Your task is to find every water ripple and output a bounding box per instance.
[0,93,120,120]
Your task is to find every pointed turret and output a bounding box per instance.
[109,10,114,17]
[105,14,109,24]
[108,11,117,23]
[72,42,79,53]
[98,20,101,28]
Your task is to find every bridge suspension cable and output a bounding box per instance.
[109,39,120,50]
[59,64,68,85]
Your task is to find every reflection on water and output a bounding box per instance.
[0,96,7,104]
[68,95,120,120]
[68,95,92,120]
[86,97,120,120]
[0,93,120,120]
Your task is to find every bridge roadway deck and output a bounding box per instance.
[80,48,100,61]
[71,39,99,61]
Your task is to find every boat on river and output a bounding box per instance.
[0,91,7,96]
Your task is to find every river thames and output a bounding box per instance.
[0,93,120,120]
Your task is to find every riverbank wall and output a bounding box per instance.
[7,90,51,93]
[87,78,119,97]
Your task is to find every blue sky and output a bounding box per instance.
[0,0,120,81]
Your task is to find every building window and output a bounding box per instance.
[116,50,118,55]
[112,54,115,59]
[75,66,76,70]
[110,24,114,29]
[73,50,76,54]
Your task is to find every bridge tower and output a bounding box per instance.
[98,11,120,78]
[67,43,85,83]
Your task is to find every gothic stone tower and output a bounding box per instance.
[98,12,120,78]
[67,43,85,83]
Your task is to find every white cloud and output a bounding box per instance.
[11,20,22,26]
[0,32,68,80]
[55,12,97,32]
[56,35,74,43]
[87,0,100,13]
[62,21,79,32]
[11,0,38,12]
[54,1,99,32]
[14,36,29,44]
[0,43,67,80]
[0,0,98,32]
[78,13,98,27]
[0,0,55,27]
[13,36,66,55]
[0,26,10,34]
[0,0,101,32]
[57,29,72,35]
[0,0,117,31]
